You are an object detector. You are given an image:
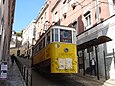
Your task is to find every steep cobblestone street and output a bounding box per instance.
[0,57,115,86]
[7,62,25,86]
[0,59,25,86]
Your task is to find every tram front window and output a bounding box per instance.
[60,29,72,43]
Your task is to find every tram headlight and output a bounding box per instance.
[64,48,69,52]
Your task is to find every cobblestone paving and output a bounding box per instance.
[6,62,25,86]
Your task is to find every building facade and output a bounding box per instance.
[10,31,17,48]
[36,0,110,39]
[10,30,23,56]
[35,0,51,40]
[0,0,16,63]
[22,20,36,59]
[35,0,115,79]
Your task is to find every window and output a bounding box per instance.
[39,41,42,50]
[60,29,72,43]
[84,11,91,28]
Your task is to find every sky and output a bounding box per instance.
[13,0,45,32]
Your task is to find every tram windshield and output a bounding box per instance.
[60,29,72,43]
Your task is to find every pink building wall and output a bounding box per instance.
[61,0,110,34]
[36,0,110,39]
[35,0,51,40]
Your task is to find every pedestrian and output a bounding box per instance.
[11,54,16,65]
[90,57,96,76]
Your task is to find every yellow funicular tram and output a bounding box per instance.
[32,25,78,73]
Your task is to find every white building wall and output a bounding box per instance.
[10,31,17,48]
[104,16,115,79]
[77,15,115,77]
[22,20,36,58]
[105,17,115,53]
[108,0,115,16]
[22,20,36,46]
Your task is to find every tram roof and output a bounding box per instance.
[34,25,75,46]
[77,35,112,51]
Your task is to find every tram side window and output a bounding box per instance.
[39,41,42,50]
[60,29,72,43]
[33,47,35,55]
[52,29,54,42]
[34,47,36,54]
[35,47,37,54]
[47,32,50,45]
[55,29,58,42]
[37,44,39,52]
[43,38,45,48]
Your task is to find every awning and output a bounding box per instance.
[77,36,112,51]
